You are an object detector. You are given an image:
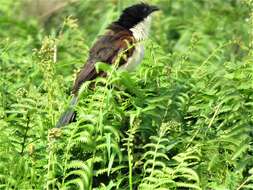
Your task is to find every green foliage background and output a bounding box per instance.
[1,0,253,189]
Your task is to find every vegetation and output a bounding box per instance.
[1,0,253,189]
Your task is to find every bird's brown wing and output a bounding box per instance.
[72,30,135,95]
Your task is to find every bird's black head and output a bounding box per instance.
[115,3,159,29]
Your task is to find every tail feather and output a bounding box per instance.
[56,96,78,128]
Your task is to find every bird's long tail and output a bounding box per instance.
[56,96,78,128]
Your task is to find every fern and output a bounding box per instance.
[1,0,253,189]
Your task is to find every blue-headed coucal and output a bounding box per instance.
[56,3,159,128]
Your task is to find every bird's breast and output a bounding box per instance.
[120,43,144,71]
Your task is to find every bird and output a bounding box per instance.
[56,3,159,128]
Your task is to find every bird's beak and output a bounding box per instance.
[150,5,160,12]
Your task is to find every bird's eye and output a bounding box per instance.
[143,7,148,12]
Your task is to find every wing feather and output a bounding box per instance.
[72,29,135,95]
